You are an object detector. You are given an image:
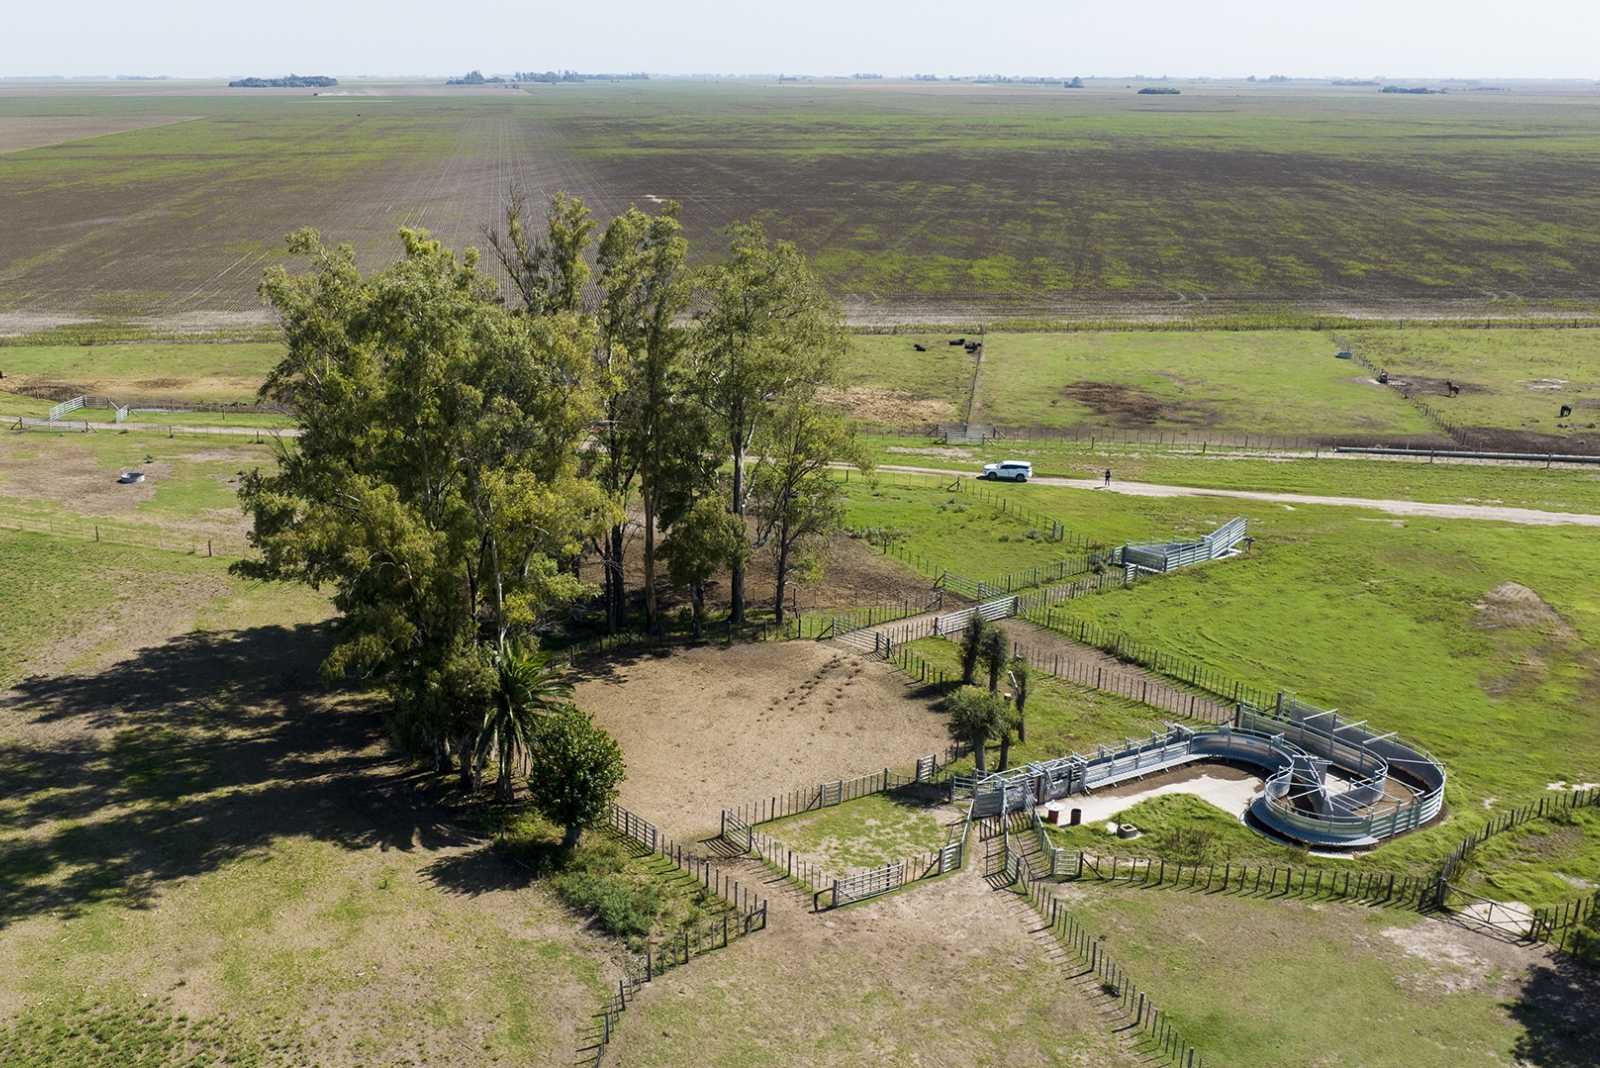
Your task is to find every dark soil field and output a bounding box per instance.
[4,80,1600,329]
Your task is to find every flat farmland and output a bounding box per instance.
[6,80,1600,329]
[969,329,1431,438]
[1344,327,1600,449]
[544,81,1600,316]
[0,340,284,403]
[0,91,610,327]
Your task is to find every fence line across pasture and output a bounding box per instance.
[870,614,1233,727]
[998,819,1209,1067]
[0,506,243,558]
[723,754,953,829]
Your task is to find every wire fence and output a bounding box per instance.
[577,802,771,1065]
[0,506,245,558]
[870,614,1233,726]
[999,820,1209,1068]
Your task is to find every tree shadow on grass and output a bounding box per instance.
[0,621,475,929]
[1510,952,1600,1066]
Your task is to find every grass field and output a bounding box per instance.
[762,792,949,872]
[1052,882,1591,1067]
[843,326,1600,450]
[0,532,629,1066]
[849,475,1600,873]
[0,341,284,402]
[968,330,1432,437]
[1451,805,1600,909]
[1345,327,1600,448]
[842,476,1101,583]
[0,428,277,544]
[7,81,1600,325]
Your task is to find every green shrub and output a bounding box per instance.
[553,871,662,941]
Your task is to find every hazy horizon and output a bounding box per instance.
[7,0,1599,82]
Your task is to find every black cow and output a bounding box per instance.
[948,338,966,346]
[1446,380,1461,397]
[1560,404,1574,419]
[913,343,927,352]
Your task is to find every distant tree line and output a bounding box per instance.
[237,192,862,818]
[228,75,337,88]
[448,69,649,85]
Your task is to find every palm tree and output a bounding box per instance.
[981,626,1008,693]
[959,615,989,685]
[478,643,573,801]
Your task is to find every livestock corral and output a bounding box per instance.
[4,421,1598,1064]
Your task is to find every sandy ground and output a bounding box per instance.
[0,115,198,153]
[1043,764,1264,827]
[867,462,1600,527]
[574,642,950,840]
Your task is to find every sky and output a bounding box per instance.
[6,0,1599,80]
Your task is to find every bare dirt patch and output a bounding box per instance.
[0,441,166,517]
[1059,380,1216,428]
[0,115,198,154]
[1475,581,1577,640]
[574,642,949,839]
[1379,919,1530,997]
[822,384,956,425]
[581,528,933,621]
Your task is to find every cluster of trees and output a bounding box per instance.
[945,616,1031,774]
[236,193,860,832]
[228,74,336,88]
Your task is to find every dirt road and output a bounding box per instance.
[866,463,1600,528]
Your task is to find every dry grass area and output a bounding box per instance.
[576,642,950,840]
[0,115,197,153]
[0,430,265,543]
[0,557,619,1066]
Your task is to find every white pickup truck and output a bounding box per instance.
[980,460,1032,482]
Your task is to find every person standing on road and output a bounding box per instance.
[1103,468,1112,487]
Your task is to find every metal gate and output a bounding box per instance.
[1443,883,1536,938]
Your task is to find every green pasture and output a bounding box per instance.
[1,427,277,532]
[839,333,974,424]
[859,478,1600,872]
[842,474,1094,583]
[1346,327,1600,440]
[0,341,284,404]
[971,330,1431,436]
[0,530,223,685]
[1059,885,1578,1067]
[762,792,949,872]
[0,395,293,428]
[903,635,1179,769]
[1451,804,1600,909]
[0,533,605,1065]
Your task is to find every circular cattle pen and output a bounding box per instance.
[970,694,1446,850]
